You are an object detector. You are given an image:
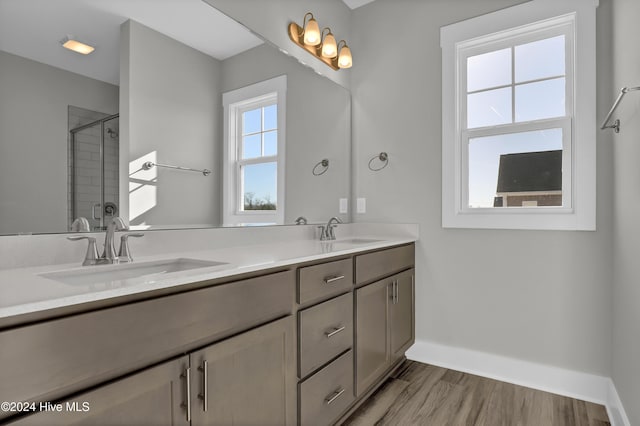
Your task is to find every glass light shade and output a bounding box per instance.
[321,33,337,58]
[303,18,321,46]
[62,38,95,55]
[338,45,352,68]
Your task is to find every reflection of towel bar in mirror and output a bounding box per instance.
[142,161,211,176]
[601,86,640,133]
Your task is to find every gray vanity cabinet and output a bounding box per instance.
[390,269,415,360]
[355,278,391,397]
[189,316,296,426]
[355,267,415,397]
[7,356,191,426]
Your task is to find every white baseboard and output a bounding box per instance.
[606,379,631,426]
[406,339,630,426]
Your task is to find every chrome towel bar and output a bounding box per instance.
[601,86,640,133]
[142,161,211,176]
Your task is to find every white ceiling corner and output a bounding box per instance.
[341,0,378,10]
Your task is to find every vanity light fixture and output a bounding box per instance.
[321,28,337,58]
[60,36,95,55]
[337,40,352,69]
[288,13,352,70]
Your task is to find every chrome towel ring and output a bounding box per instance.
[313,159,330,176]
[368,152,389,171]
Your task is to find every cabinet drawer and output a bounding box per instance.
[355,244,414,285]
[299,293,353,378]
[0,270,294,418]
[298,258,352,305]
[299,350,354,426]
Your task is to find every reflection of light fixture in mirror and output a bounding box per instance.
[321,29,337,58]
[60,36,95,55]
[288,13,352,70]
[337,40,352,69]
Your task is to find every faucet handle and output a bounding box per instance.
[67,236,99,266]
[118,233,144,263]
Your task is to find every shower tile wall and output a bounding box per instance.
[67,106,119,230]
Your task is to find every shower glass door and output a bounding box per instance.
[70,114,119,231]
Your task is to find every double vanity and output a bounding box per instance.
[0,226,416,425]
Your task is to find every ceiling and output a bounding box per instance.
[342,0,377,9]
[0,0,264,85]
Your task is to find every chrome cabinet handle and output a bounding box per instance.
[325,326,346,338]
[325,388,346,405]
[198,360,208,412]
[394,281,399,304]
[324,275,345,284]
[181,367,191,422]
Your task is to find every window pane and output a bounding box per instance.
[242,162,277,211]
[264,131,277,156]
[263,104,277,131]
[467,87,512,128]
[468,129,563,208]
[242,134,261,159]
[515,35,565,83]
[467,48,511,92]
[242,108,261,134]
[515,78,565,122]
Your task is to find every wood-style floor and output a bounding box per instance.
[343,361,610,426]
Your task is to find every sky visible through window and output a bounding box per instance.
[241,104,277,209]
[466,35,565,207]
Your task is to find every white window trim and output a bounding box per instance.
[441,0,598,231]
[222,75,286,226]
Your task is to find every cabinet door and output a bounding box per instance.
[190,316,296,426]
[355,278,391,397]
[390,269,415,360]
[7,356,190,426]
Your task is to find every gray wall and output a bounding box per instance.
[351,0,614,376]
[204,0,352,89]
[611,0,640,423]
[0,50,118,235]
[120,20,221,228]
[220,44,351,224]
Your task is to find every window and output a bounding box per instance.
[223,76,286,226]
[441,0,597,230]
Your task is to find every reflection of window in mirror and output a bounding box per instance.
[222,76,286,226]
[441,0,597,230]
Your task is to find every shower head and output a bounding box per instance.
[106,128,118,138]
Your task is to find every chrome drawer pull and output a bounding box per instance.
[197,360,208,412]
[324,275,345,284]
[325,388,346,405]
[325,326,346,338]
[181,367,192,422]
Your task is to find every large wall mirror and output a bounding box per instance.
[0,0,351,236]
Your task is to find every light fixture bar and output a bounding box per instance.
[288,22,340,70]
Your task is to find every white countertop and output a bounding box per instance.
[0,235,415,322]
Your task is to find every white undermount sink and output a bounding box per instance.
[40,258,227,286]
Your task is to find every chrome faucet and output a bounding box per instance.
[100,217,128,264]
[319,216,342,241]
[68,217,144,266]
